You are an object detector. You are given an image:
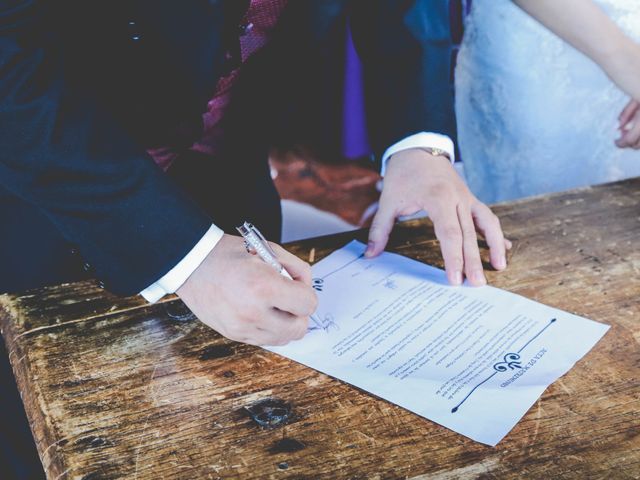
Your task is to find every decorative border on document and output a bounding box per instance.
[451,318,557,413]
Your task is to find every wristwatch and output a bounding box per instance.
[421,147,451,161]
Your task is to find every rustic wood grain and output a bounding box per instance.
[1,178,639,480]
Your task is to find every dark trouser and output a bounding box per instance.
[0,149,280,479]
[0,340,45,480]
[0,188,84,479]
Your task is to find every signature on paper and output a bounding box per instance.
[308,313,339,333]
[383,279,398,290]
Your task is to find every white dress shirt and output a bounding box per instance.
[140,132,455,302]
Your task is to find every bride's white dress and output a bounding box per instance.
[455,0,640,203]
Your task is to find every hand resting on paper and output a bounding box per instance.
[366,149,512,287]
[177,234,318,346]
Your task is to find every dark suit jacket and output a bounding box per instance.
[0,0,456,295]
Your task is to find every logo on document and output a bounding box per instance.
[312,278,324,292]
[493,353,522,371]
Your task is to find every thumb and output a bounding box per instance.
[366,202,396,258]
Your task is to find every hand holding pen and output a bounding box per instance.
[176,226,317,346]
[237,222,293,280]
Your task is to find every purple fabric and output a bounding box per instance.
[341,24,372,159]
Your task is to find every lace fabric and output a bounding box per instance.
[455,0,640,203]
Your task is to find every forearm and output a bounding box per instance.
[513,0,626,63]
[514,0,640,98]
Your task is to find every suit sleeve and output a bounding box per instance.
[349,0,457,157]
[0,1,212,295]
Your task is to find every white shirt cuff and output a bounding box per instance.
[140,224,224,303]
[380,132,455,177]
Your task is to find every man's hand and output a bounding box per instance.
[617,99,640,149]
[366,149,511,286]
[177,234,318,346]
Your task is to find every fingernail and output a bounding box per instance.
[472,270,487,285]
[496,256,506,270]
[454,270,463,285]
[365,241,375,257]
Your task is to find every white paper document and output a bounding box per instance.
[269,241,609,445]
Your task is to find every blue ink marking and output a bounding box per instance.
[383,279,398,290]
[451,372,498,413]
[319,253,366,281]
[308,247,366,333]
[517,318,556,353]
[308,249,366,332]
[312,278,324,292]
[308,313,339,333]
[493,352,522,372]
[451,318,556,414]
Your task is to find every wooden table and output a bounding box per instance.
[1,179,639,479]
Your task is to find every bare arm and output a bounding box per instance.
[513,0,640,100]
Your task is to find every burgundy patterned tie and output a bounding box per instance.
[148,0,289,170]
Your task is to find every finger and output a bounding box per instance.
[244,260,316,317]
[257,310,309,345]
[472,202,507,271]
[271,276,318,317]
[366,199,396,258]
[243,330,288,347]
[271,243,312,286]
[617,118,640,148]
[457,204,486,286]
[233,314,289,345]
[431,206,464,286]
[619,100,639,127]
[273,311,309,341]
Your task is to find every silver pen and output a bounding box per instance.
[236,222,293,280]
